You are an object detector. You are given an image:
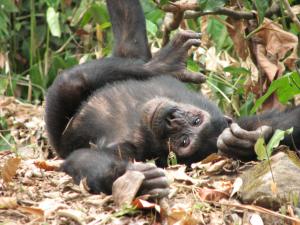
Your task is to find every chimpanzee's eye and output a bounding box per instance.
[192,117,201,126]
[180,136,190,147]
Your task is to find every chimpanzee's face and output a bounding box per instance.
[142,98,211,157]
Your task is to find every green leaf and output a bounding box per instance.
[71,0,90,27]
[253,0,269,24]
[0,76,8,95]
[255,127,294,160]
[146,9,164,23]
[30,64,43,87]
[45,0,60,8]
[167,151,177,166]
[207,17,232,50]
[114,205,138,217]
[0,133,13,151]
[0,0,18,13]
[46,7,61,37]
[89,3,109,25]
[146,19,158,36]
[198,0,226,12]
[254,137,267,160]
[239,93,254,116]
[224,66,250,76]
[251,72,300,113]
[159,0,169,6]
[98,22,111,30]
[241,0,252,10]
[187,59,200,72]
[266,128,294,156]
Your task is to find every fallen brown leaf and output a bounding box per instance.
[18,206,44,217]
[197,187,229,201]
[39,198,67,217]
[226,17,249,60]
[79,177,91,194]
[112,170,145,207]
[168,166,199,185]
[230,177,243,197]
[57,209,85,225]
[34,160,63,171]
[132,198,157,209]
[211,179,233,193]
[200,153,224,164]
[2,157,21,183]
[207,159,230,173]
[254,18,298,81]
[0,197,18,209]
[166,204,200,225]
[208,200,300,224]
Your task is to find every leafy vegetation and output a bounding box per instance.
[0,0,299,113]
[255,127,294,161]
[1,1,300,223]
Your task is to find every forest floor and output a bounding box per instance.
[0,96,299,225]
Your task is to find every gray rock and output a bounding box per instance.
[239,152,300,209]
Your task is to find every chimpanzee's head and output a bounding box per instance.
[142,97,229,161]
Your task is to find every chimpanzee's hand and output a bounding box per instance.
[145,30,205,84]
[127,162,169,198]
[217,123,273,160]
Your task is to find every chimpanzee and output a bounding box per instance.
[45,0,300,197]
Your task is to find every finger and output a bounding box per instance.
[128,162,156,171]
[183,39,201,50]
[176,30,201,41]
[217,137,230,153]
[147,188,170,198]
[180,71,206,83]
[217,138,256,159]
[142,177,169,190]
[230,123,272,142]
[221,127,253,149]
[255,125,273,139]
[172,31,201,46]
[143,168,166,179]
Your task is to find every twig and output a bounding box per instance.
[184,8,255,20]
[281,0,300,30]
[159,1,280,20]
[162,11,184,46]
[161,1,199,12]
[205,200,300,224]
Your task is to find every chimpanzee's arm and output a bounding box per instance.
[45,58,157,151]
[45,31,203,151]
[217,106,300,160]
[146,30,206,83]
[61,147,169,197]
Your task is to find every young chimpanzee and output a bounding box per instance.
[45,0,300,197]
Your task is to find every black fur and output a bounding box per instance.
[45,0,300,195]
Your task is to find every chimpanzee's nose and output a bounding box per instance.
[165,108,182,127]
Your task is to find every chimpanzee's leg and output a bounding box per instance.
[107,0,151,61]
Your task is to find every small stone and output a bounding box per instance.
[239,152,300,210]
